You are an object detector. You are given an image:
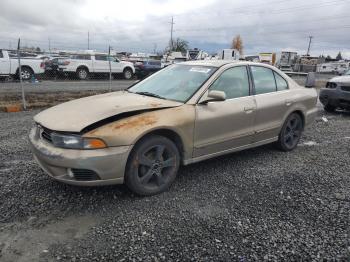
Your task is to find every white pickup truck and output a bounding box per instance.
[58,53,135,80]
[0,50,45,80]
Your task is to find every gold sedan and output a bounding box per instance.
[29,61,318,195]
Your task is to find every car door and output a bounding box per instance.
[193,66,256,157]
[250,65,291,142]
[94,55,109,73]
[0,50,10,75]
[110,57,123,73]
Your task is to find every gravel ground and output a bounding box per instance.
[0,108,349,261]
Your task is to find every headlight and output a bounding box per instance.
[51,133,107,149]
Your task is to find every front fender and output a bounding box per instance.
[83,105,195,159]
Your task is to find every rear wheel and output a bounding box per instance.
[19,67,33,81]
[125,135,180,196]
[123,68,133,80]
[76,67,89,80]
[276,113,303,151]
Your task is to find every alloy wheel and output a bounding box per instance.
[283,115,302,149]
[136,144,177,189]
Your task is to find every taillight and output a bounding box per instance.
[40,62,44,68]
[63,61,70,66]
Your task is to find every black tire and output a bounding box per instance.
[19,67,33,81]
[276,113,303,151]
[324,104,336,113]
[123,68,134,80]
[76,67,89,80]
[125,135,180,196]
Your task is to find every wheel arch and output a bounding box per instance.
[76,65,89,72]
[16,65,34,75]
[291,110,305,129]
[123,66,134,73]
[131,128,185,164]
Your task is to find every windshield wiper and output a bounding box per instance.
[135,91,166,99]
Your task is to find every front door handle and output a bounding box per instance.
[244,106,256,113]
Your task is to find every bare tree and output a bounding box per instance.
[231,35,243,55]
[171,38,189,53]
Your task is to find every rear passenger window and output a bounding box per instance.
[251,66,276,94]
[274,72,288,91]
[95,55,108,61]
[209,66,250,99]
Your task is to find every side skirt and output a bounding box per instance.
[183,137,278,165]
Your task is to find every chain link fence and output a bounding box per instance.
[0,40,152,111]
[0,39,337,112]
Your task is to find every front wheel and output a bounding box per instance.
[125,135,180,196]
[276,113,303,151]
[123,68,134,80]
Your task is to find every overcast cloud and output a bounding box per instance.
[0,0,349,57]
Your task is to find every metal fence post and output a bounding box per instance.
[108,45,112,92]
[17,38,27,110]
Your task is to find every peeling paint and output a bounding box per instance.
[112,115,158,130]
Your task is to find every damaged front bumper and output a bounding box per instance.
[29,127,131,186]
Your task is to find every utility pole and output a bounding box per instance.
[88,31,90,50]
[9,41,12,50]
[153,43,157,54]
[306,36,313,56]
[48,37,51,53]
[169,16,175,51]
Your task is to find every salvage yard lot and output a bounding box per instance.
[0,107,349,261]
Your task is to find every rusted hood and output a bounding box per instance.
[34,91,182,132]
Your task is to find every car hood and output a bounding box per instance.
[34,91,182,132]
[330,75,350,83]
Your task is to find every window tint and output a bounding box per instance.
[209,66,250,99]
[72,55,91,60]
[274,72,288,91]
[0,50,3,58]
[95,55,108,61]
[251,66,276,94]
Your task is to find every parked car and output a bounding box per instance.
[44,57,69,78]
[29,61,318,195]
[0,49,45,80]
[134,60,162,79]
[319,69,350,112]
[58,52,135,80]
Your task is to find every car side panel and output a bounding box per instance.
[83,105,196,162]
[253,90,293,142]
[193,96,256,157]
[254,87,318,142]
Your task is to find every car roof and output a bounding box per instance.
[179,60,272,68]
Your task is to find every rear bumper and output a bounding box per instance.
[319,88,350,107]
[29,127,131,186]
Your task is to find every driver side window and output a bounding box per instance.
[209,66,250,99]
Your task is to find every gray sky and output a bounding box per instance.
[0,0,350,58]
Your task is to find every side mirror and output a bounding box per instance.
[305,72,316,88]
[200,90,226,104]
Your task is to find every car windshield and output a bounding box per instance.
[345,70,350,75]
[129,64,217,102]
